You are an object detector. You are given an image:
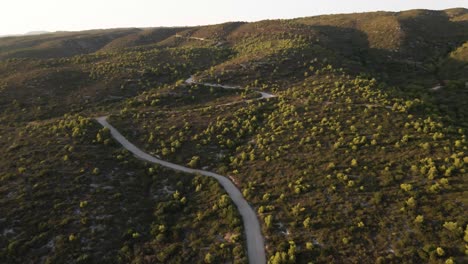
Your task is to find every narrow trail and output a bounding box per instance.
[174,34,224,46]
[96,77,277,264]
[175,34,209,42]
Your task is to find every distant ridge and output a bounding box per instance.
[24,31,49,36]
[0,30,49,38]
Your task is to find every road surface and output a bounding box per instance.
[185,76,277,100]
[96,116,266,264]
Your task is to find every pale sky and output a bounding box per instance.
[1,0,467,35]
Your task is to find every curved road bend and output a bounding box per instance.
[185,76,277,100]
[96,116,266,264]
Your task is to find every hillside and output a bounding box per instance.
[0,8,467,264]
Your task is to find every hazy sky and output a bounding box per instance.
[1,0,467,35]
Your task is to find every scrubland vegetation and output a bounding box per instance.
[1,8,467,263]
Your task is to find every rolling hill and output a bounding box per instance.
[0,8,467,264]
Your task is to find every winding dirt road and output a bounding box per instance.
[96,117,265,263]
[95,77,277,263]
[185,76,277,100]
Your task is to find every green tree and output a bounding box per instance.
[265,215,273,228]
[204,253,214,263]
[187,156,200,168]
